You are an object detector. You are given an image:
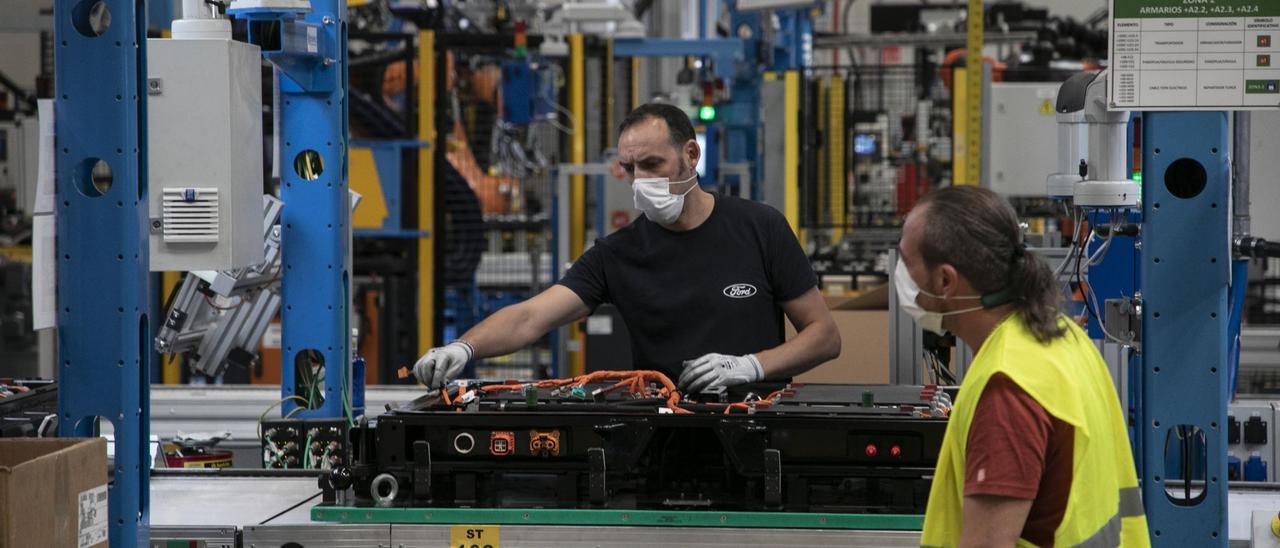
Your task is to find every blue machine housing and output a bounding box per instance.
[502,61,534,125]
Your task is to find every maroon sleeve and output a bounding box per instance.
[963,373,1053,500]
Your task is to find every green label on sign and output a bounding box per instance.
[1113,0,1280,19]
[1246,80,1280,93]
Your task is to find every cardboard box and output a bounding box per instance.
[790,285,891,384]
[0,438,108,548]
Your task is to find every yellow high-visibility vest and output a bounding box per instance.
[921,314,1150,547]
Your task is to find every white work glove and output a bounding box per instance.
[412,341,474,388]
[678,353,764,394]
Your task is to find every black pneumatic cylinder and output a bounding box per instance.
[1236,237,1280,259]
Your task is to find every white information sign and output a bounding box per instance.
[1110,0,1280,109]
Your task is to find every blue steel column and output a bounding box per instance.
[146,0,174,32]
[55,0,151,546]
[278,1,351,418]
[725,3,811,199]
[1140,111,1229,546]
[725,4,761,198]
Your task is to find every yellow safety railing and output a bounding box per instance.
[417,30,436,354]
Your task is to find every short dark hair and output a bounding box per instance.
[915,186,1067,343]
[618,103,696,147]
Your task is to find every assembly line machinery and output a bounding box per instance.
[339,380,947,513]
[51,0,939,546]
[56,0,354,543]
[46,0,1280,546]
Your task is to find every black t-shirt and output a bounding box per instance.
[557,195,818,378]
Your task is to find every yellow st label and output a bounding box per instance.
[449,525,499,548]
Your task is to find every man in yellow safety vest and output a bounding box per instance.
[897,186,1150,547]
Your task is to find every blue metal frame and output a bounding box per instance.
[1085,210,1140,340]
[1227,259,1249,397]
[349,139,406,232]
[230,0,351,419]
[610,4,813,201]
[146,0,175,32]
[347,139,437,240]
[724,2,812,199]
[368,144,400,222]
[278,1,350,420]
[55,0,152,546]
[1140,111,1229,546]
[771,9,814,71]
[611,35,741,183]
[611,38,745,80]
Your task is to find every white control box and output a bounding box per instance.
[985,82,1062,197]
[147,36,264,271]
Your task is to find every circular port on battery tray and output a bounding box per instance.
[453,432,476,454]
[370,473,399,507]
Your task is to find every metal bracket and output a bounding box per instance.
[1105,297,1143,346]
[718,162,754,200]
[412,441,431,501]
[715,419,770,475]
[699,385,729,403]
[454,473,478,507]
[588,447,607,506]
[319,470,336,504]
[163,308,187,331]
[153,195,286,377]
[763,448,782,508]
[591,419,653,471]
[321,467,353,506]
[232,14,334,92]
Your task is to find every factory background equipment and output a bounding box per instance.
[14,0,1280,546]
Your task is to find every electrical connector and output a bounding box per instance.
[490,431,515,456]
[529,430,561,457]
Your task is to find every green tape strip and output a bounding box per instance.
[311,506,924,531]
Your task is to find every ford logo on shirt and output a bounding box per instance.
[723,283,757,298]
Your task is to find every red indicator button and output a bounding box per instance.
[865,444,878,457]
[890,445,902,458]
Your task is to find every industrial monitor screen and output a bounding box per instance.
[854,133,878,156]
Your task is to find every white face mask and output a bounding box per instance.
[633,171,698,225]
[894,259,985,335]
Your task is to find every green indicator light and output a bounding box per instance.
[698,105,716,121]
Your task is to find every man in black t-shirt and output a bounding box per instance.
[414,103,841,393]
